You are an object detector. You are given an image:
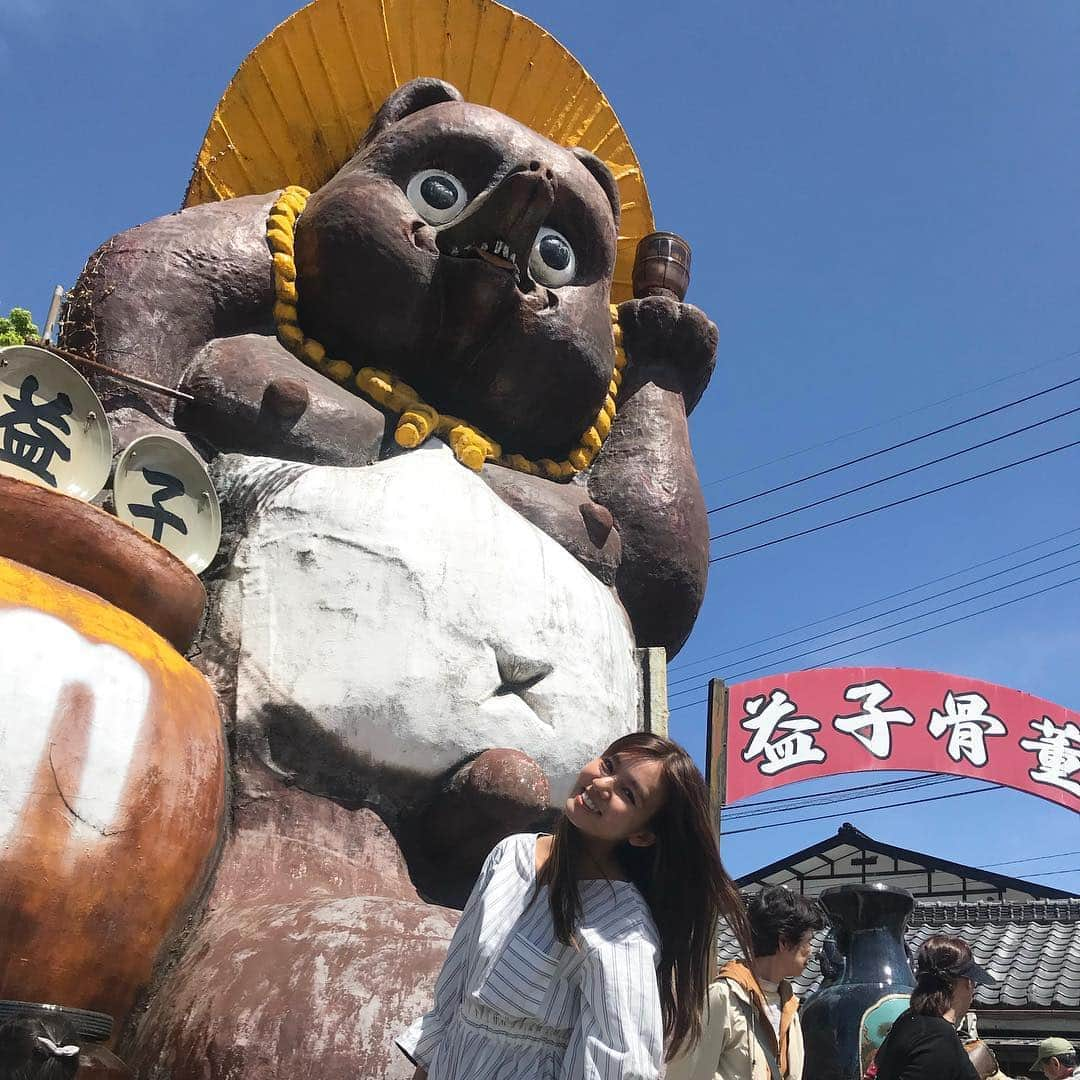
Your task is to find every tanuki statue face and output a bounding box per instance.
[293,81,622,460]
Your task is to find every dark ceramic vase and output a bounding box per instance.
[801,885,915,1080]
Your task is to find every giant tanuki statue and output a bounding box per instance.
[6,3,719,1078]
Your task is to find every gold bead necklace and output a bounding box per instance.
[267,187,625,478]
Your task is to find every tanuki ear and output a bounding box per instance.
[570,147,621,228]
[361,78,464,147]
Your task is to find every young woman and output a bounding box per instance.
[396,732,753,1080]
[873,934,996,1080]
[666,884,825,1080]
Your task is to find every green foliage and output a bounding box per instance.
[0,308,40,347]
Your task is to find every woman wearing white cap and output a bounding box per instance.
[873,934,998,1080]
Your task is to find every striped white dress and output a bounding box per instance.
[396,833,663,1080]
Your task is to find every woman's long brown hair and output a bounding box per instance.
[536,732,754,1061]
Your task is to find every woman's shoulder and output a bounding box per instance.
[477,832,539,881]
[695,984,738,1015]
[906,1012,961,1038]
[706,978,740,1009]
[487,831,539,862]
[886,1009,945,1038]
[884,1010,965,1055]
[496,831,540,853]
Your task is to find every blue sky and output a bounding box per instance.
[5,1,1079,891]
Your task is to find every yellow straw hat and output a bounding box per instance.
[183,0,654,303]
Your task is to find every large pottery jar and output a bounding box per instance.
[801,885,915,1080]
[0,476,226,1040]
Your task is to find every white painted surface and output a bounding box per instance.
[0,608,150,840]
[213,444,640,802]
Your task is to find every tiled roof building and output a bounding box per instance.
[911,902,1080,1009]
[718,899,1080,1007]
[720,825,1080,1075]
[736,822,1075,903]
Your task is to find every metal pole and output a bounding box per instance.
[41,286,64,343]
[33,340,195,403]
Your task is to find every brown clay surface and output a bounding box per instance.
[127,769,447,1080]
[127,893,456,1080]
[0,475,206,652]
[211,776,422,908]
[0,558,226,1026]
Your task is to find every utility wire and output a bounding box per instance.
[724,776,960,821]
[734,568,1080,681]
[710,403,1080,542]
[669,570,1080,714]
[720,771,938,810]
[725,776,954,816]
[710,436,1080,563]
[708,373,1080,515]
[671,525,1080,675]
[669,546,1080,697]
[673,538,1080,687]
[1022,867,1080,878]
[985,850,1080,868]
[720,784,1000,835]
[702,345,1080,490]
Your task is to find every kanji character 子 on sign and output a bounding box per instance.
[127,468,189,543]
[833,680,915,760]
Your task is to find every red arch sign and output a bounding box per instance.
[714,667,1080,813]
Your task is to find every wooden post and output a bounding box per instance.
[705,677,729,980]
[706,678,729,834]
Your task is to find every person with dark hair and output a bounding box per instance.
[873,934,998,1080]
[396,732,754,1080]
[0,1014,81,1080]
[1029,1037,1079,1078]
[667,885,826,1080]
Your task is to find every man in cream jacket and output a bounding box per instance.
[667,887,825,1080]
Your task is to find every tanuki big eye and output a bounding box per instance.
[406,169,468,225]
[530,226,576,286]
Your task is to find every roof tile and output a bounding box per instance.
[718,901,1080,1007]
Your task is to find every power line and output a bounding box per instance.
[744,568,1080,680]
[720,771,938,811]
[726,776,955,816]
[670,525,1080,675]
[708,373,1080,516]
[677,553,1080,697]
[710,403,1080,543]
[720,783,1000,835]
[985,850,1080,868]
[710,436,1080,563]
[724,776,960,821]
[669,547,1080,697]
[670,569,1080,714]
[673,538,1080,687]
[1022,867,1080,878]
[702,345,1080,490]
